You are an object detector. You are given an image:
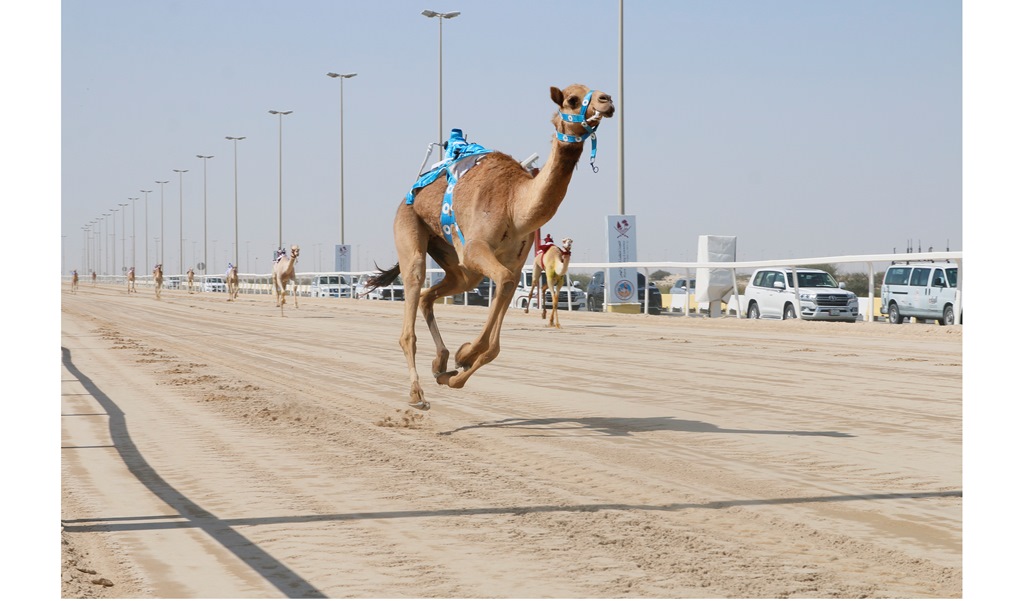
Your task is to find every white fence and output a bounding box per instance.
[65,251,962,325]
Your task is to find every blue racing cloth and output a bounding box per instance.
[406,128,492,246]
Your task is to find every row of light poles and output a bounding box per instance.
[78,9,460,277]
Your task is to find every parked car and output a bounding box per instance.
[203,276,226,293]
[310,274,352,298]
[586,270,662,314]
[668,277,696,312]
[165,276,181,290]
[744,267,857,322]
[880,262,960,325]
[355,273,405,300]
[510,271,586,311]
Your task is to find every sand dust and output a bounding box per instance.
[61,284,961,598]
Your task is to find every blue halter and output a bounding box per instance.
[555,90,601,173]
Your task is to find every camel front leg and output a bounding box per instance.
[549,279,562,328]
[292,280,299,308]
[442,240,519,389]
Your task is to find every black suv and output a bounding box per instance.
[586,271,662,314]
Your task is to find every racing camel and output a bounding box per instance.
[273,245,300,315]
[525,237,573,328]
[153,264,163,300]
[186,268,195,294]
[226,265,239,301]
[71,271,79,293]
[126,267,137,294]
[365,83,614,409]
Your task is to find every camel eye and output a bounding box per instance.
[567,96,580,109]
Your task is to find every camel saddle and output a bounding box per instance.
[406,128,492,246]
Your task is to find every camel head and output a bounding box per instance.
[550,84,614,171]
[550,84,615,135]
[561,238,573,252]
[290,245,300,259]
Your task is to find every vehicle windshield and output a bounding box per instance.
[786,271,839,288]
[322,276,340,285]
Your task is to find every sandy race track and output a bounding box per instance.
[60,283,962,598]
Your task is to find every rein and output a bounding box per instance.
[556,90,602,173]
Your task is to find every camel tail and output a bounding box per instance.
[365,262,400,292]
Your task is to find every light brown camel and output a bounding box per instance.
[186,268,195,294]
[226,266,239,301]
[91,271,97,287]
[71,271,79,293]
[153,264,163,300]
[525,237,573,328]
[127,267,137,294]
[366,83,614,410]
[273,245,300,315]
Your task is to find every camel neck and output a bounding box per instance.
[517,137,584,231]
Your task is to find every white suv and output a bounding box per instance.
[744,268,858,322]
[880,262,960,325]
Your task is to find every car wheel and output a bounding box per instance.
[747,301,760,319]
[942,305,956,326]
[783,304,796,320]
[888,302,904,324]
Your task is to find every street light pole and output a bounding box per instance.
[421,10,460,162]
[128,197,138,270]
[119,202,128,274]
[196,155,213,275]
[155,180,169,266]
[226,136,245,268]
[108,208,117,275]
[327,72,357,246]
[102,213,110,275]
[141,189,152,269]
[268,110,292,250]
[173,169,188,275]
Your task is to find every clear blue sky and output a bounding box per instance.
[54,0,965,275]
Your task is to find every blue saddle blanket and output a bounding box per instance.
[406,128,492,245]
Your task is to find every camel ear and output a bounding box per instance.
[550,86,564,107]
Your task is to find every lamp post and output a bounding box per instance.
[173,169,188,274]
[119,202,128,274]
[102,213,110,275]
[421,10,460,161]
[141,189,152,269]
[196,155,213,275]
[80,226,88,274]
[108,209,117,275]
[268,110,292,249]
[327,72,356,245]
[155,180,169,265]
[225,136,245,268]
[128,198,138,271]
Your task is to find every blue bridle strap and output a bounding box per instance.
[557,90,600,172]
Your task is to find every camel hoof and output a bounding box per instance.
[409,400,431,411]
[435,370,458,386]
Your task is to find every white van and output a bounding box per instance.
[880,262,960,325]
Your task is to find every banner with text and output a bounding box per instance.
[334,244,351,272]
[605,214,638,305]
